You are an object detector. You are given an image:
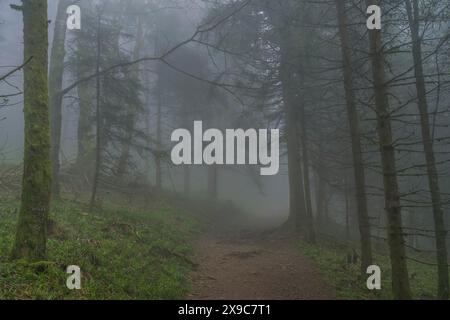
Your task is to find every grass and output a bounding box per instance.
[0,197,200,300]
[300,237,441,300]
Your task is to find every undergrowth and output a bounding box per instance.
[300,236,441,300]
[0,198,200,300]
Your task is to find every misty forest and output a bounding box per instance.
[1,0,450,301]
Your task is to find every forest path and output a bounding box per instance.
[186,228,336,300]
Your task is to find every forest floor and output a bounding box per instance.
[300,237,441,300]
[0,189,441,300]
[187,226,335,300]
[186,218,443,300]
[0,197,200,299]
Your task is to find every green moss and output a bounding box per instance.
[300,238,446,300]
[11,0,52,262]
[0,199,199,300]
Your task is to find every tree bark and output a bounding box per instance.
[75,4,95,170]
[266,0,307,231]
[405,0,449,299]
[206,114,218,199]
[76,79,94,167]
[89,15,102,212]
[315,171,327,227]
[116,16,144,177]
[314,124,328,229]
[11,0,51,261]
[208,165,218,199]
[296,6,316,243]
[366,0,411,300]
[143,61,153,185]
[298,86,316,243]
[49,0,69,198]
[184,166,191,196]
[155,87,163,189]
[335,0,373,273]
[280,38,307,232]
[345,174,351,242]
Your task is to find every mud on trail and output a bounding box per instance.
[187,226,336,300]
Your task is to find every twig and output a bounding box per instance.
[0,56,33,82]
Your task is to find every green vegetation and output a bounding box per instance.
[300,237,441,300]
[0,198,200,300]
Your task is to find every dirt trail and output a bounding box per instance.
[187,228,335,300]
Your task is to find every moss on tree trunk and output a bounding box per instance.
[11,0,51,261]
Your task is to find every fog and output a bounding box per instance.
[1,0,291,229]
[1,0,450,300]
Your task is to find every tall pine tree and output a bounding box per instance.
[11,0,52,261]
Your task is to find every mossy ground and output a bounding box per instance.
[0,198,200,300]
[300,237,442,300]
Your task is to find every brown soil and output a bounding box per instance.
[187,229,336,300]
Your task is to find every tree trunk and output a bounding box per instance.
[314,124,328,229]
[315,171,327,228]
[11,0,51,261]
[266,1,307,232]
[280,40,307,231]
[405,0,449,299]
[208,165,218,199]
[299,92,316,243]
[283,86,307,232]
[75,10,95,170]
[116,16,144,177]
[366,0,411,300]
[155,88,163,189]
[76,79,94,167]
[89,15,102,212]
[49,0,69,198]
[335,0,373,273]
[143,61,152,184]
[183,166,191,196]
[297,7,316,243]
[345,174,351,242]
